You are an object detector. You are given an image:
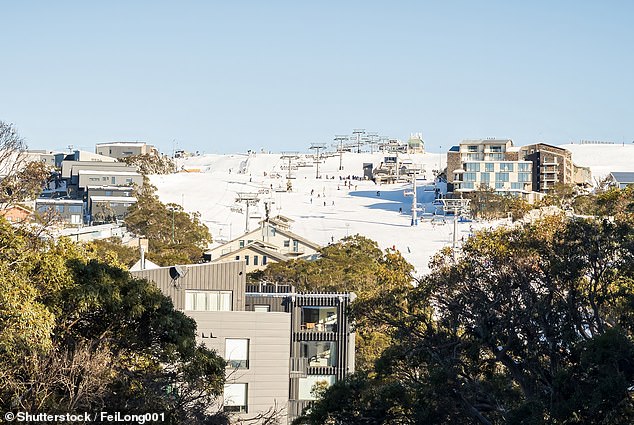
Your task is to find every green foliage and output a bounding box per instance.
[120,153,175,175]
[253,235,414,371]
[125,179,212,265]
[465,187,531,220]
[0,217,228,423]
[83,237,140,268]
[298,215,634,424]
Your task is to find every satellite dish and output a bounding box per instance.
[169,265,188,281]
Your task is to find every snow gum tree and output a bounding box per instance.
[296,214,634,425]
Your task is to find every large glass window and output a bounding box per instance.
[511,182,523,190]
[480,173,490,183]
[463,172,476,182]
[500,163,514,172]
[462,182,474,189]
[301,341,337,367]
[485,163,495,172]
[68,205,82,213]
[225,339,249,369]
[495,172,509,182]
[518,163,530,172]
[298,375,335,401]
[519,172,532,182]
[465,163,480,172]
[301,306,337,332]
[185,291,232,311]
[467,145,478,152]
[223,383,248,413]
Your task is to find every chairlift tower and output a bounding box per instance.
[351,129,366,153]
[235,192,260,233]
[404,171,420,226]
[441,198,471,260]
[333,135,348,171]
[309,143,327,179]
[366,132,379,154]
[280,153,300,180]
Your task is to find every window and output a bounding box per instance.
[244,255,249,265]
[488,153,504,161]
[301,306,337,332]
[55,205,64,213]
[301,341,337,367]
[235,255,240,261]
[105,191,113,196]
[68,205,82,213]
[485,163,494,172]
[495,172,509,182]
[461,182,474,189]
[463,172,476,182]
[185,291,232,311]
[239,240,245,248]
[247,240,253,244]
[293,240,299,252]
[298,375,335,401]
[283,240,290,248]
[519,172,532,182]
[495,182,505,189]
[489,145,502,153]
[480,173,490,183]
[225,338,249,369]
[125,178,133,184]
[223,383,247,413]
[500,163,514,172]
[519,163,530,172]
[254,305,270,312]
[511,182,523,190]
[111,177,116,184]
[262,255,267,265]
[102,177,109,181]
[467,145,478,152]
[465,163,480,172]
[253,255,258,266]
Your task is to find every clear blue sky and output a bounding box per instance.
[2,1,633,154]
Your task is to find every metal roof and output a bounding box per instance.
[609,172,634,183]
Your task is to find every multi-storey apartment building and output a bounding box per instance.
[448,139,537,200]
[447,139,591,200]
[131,262,291,424]
[245,284,356,423]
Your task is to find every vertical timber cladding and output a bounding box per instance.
[290,293,352,381]
[130,261,246,311]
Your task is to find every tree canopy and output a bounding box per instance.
[124,179,212,266]
[296,213,634,424]
[0,218,229,424]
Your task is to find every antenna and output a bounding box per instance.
[309,143,327,178]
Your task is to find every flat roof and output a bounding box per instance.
[90,196,138,202]
[36,198,83,205]
[96,142,150,147]
[79,170,141,176]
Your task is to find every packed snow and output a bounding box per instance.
[150,144,634,276]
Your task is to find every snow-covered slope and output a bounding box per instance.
[150,145,634,276]
[561,143,634,182]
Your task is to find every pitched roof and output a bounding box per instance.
[217,241,288,262]
[609,172,634,183]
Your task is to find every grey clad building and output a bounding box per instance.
[131,261,291,423]
[245,284,356,422]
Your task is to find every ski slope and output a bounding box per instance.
[150,145,634,276]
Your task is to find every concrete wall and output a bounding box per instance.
[188,311,291,424]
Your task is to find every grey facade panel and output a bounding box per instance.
[131,261,246,311]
